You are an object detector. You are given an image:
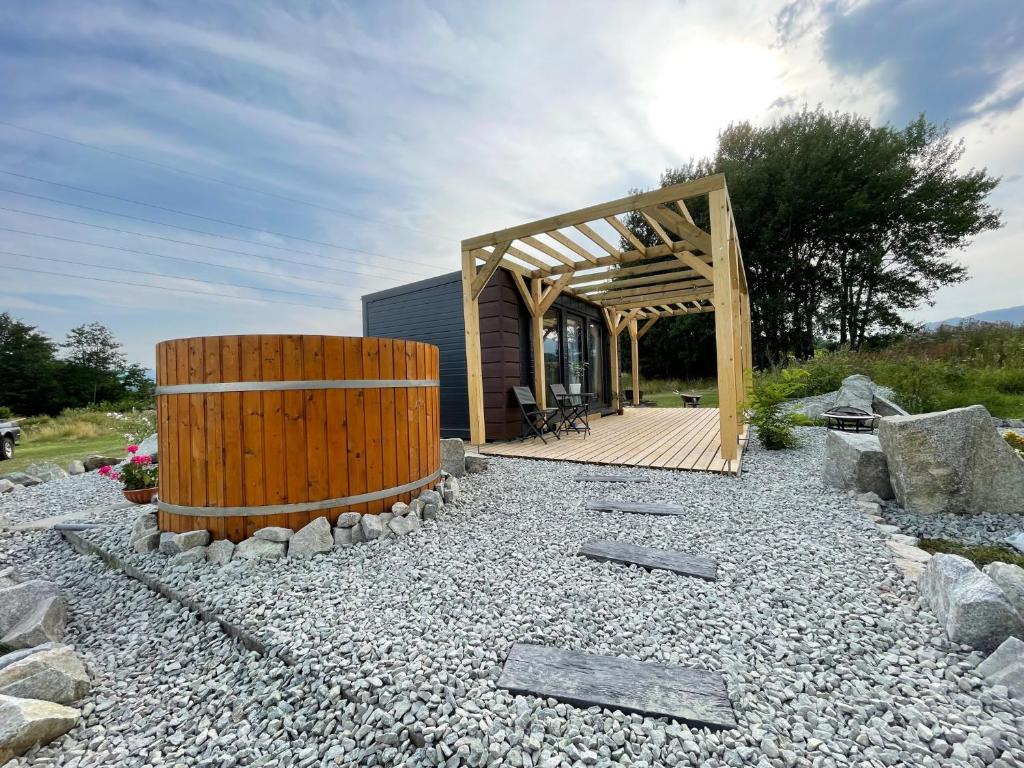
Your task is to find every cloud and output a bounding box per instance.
[817,0,1024,124]
[0,0,1020,361]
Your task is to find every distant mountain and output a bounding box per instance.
[924,305,1024,330]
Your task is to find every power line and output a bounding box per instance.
[1,249,356,303]
[0,119,459,243]
[0,204,429,284]
[0,169,440,269]
[0,263,348,312]
[0,185,432,269]
[0,221,393,291]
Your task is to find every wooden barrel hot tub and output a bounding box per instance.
[155,335,440,542]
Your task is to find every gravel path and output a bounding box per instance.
[3,428,1024,767]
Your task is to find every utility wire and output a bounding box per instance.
[0,263,348,312]
[0,224,390,291]
[0,246,354,303]
[0,205,429,284]
[0,185,428,268]
[0,119,459,243]
[0,169,440,268]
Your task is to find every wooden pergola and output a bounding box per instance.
[461,173,752,464]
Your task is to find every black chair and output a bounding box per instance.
[549,383,591,437]
[512,386,561,443]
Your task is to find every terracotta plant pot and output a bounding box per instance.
[122,487,158,504]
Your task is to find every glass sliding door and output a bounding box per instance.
[587,320,605,403]
[565,315,584,393]
[542,311,560,388]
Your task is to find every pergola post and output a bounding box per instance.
[461,249,486,445]
[710,188,738,462]
[530,278,545,407]
[627,318,640,406]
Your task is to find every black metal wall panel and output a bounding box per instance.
[362,272,470,439]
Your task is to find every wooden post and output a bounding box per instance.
[461,249,486,446]
[530,278,545,408]
[710,189,738,462]
[628,318,640,406]
[740,289,753,401]
[730,239,744,420]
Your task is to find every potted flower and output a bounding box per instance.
[100,444,158,504]
[568,360,588,394]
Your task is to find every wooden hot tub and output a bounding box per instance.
[154,335,440,542]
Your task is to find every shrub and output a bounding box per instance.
[0,405,13,420]
[1006,431,1024,457]
[918,538,1024,569]
[747,369,809,449]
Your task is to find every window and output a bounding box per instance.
[587,321,605,402]
[566,315,584,391]
[542,310,561,386]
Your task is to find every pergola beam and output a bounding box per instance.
[604,291,716,311]
[462,174,726,251]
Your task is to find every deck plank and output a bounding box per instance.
[498,643,737,730]
[579,539,717,580]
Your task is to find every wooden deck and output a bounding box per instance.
[480,407,744,474]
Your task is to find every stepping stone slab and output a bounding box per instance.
[579,540,717,581]
[585,499,685,516]
[575,474,651,483]
[498,643,736,731]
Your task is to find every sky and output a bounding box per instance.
[0,0,1022,367]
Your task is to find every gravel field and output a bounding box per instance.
[883,507,1024,548]
[2,426,1024,767]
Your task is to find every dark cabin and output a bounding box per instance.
[363,267,614,440]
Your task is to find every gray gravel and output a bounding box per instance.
[0,472,122,525]
[3,427,1024,766]
[883,507,1024,548]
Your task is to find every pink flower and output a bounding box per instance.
[126,444,139,454]
[110,471,121,481]
[138,455,152,465]
[98,465,111,476]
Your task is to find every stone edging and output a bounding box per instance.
[59,529,292,665]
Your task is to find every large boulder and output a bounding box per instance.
[360,515,384,542]
[878,405,1024,515]
[0,694,79,762]
[206,540,235,565]
[0,471,41,488]
[0,643,58,672]
[23,463,68,483]
[821,431,894,498]
[977,637,1024,698]
[440,438,466,477]
[159,530,210,555]
[0,581,66,650]
[0,647,90,704]
[253,526,293,543]
[983,562,1024,616]
[82,456,119,472]
[920,554,1024,652]
[233,537,286,561]
[0,479,13,494]
[135,433,158,459]
[464,452,489,474]
[66,460,85,476]
[834,374,875,413]
[288,517,332,558]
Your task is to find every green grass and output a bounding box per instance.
[2,408,153,476]
[622,376,719,408]
[759,323,1024,417]
[918,538,1024,569]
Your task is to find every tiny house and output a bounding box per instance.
[362,267,615,441]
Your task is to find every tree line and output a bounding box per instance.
[627,109,1001,378]
[0,314,153,417]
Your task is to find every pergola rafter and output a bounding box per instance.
[461,173,752,469]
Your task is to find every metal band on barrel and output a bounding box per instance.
[155,378,439,395]
[157,470,442,518]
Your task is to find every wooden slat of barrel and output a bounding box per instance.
[282,335,309,529]
[303,335,329,525]
[363,339,383,519]
[324,337,347,519]
[221,336,245,543]
[344,338,366,514]
[261,335,287,528]
[240,336,266,537]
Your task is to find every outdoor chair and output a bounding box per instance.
[821,405,880,433]
[512,385,561,443]
[549,383,591,438]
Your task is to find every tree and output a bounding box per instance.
[60,322,129,404]
[705,109,999,364]
[0,313,60,416]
